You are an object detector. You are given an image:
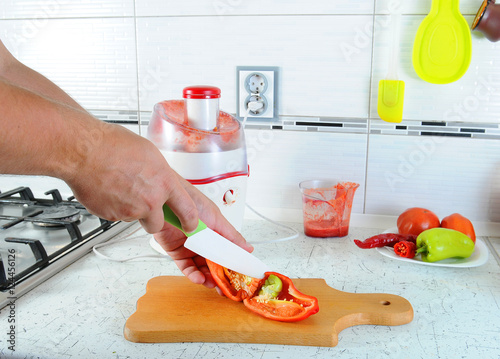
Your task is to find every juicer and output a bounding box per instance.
[147,86,248,232]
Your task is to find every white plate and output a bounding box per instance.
[375,227,489,268]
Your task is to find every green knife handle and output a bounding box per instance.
[162,204,207,237]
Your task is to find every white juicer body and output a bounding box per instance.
[161,150,248,231]
[148,92,248,232]
[192,176,247,231]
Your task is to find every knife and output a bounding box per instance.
[162,205,271,279]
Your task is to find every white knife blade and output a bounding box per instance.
[163,205,271,278]
[184,229,271,279]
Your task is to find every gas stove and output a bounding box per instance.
[0,186,135,309]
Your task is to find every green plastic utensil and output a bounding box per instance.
[378,10,405,123]
[412,0,472,84]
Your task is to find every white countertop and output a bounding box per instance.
[0,218,499,359]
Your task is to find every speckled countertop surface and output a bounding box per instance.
[0,218,499,359]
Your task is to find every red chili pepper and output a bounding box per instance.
[354,233,417,249]
[207,260,319,322]
[394,240,417,258]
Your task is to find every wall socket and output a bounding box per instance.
[236,66,280,121]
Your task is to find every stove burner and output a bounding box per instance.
[0,186,131,310]
[33,206,81,227]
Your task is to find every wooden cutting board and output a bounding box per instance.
[124,276,413,347]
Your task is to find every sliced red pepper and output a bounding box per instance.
[393,240,417,258]
[207,261,319,322]
[243,272,319,322]
[206,259,262,301]
[354,233,417,249]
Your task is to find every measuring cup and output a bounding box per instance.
[299,180,359,238]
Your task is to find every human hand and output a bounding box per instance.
[63,121,199,235]
[153,177,253,289]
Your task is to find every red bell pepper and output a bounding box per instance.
[206,259,261,301]
[243,272,319,322]
[207,261,319,322]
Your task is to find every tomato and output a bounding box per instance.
[441,213,476,243]
[397,207,440,236]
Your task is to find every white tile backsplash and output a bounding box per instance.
[0,17,138,111]
[136,0,375,16]
[370,14,500,123]
[243,129,367,213]
[365,133,500,222]
[0,0,134,19]
[2,0,500,224]
[135,15,373,118]
[375,0,484,15]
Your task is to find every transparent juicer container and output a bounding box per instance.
[147,100,248,181]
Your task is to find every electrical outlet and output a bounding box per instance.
[236,66,280,121]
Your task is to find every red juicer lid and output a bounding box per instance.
[183,86,221,99]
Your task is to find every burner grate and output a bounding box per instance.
[0,187,113,291]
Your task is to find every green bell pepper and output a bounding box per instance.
[416,227,475,262]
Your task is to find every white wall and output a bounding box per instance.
[1,0,500,223]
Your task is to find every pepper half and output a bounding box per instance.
[243,272,319,322]
[206,259,261,301]
[206,260,319,322]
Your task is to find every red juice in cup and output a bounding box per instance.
[299,180,359,238]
